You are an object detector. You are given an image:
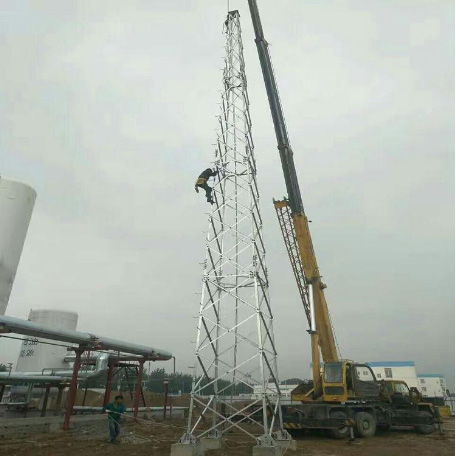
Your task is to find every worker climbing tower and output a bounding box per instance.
[172,10,291,456]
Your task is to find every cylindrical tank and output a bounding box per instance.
[0,178,36,315]
[15,309,78,373]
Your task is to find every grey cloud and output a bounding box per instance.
[1,0,453,389]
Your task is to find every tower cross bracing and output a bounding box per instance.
[181,10,288,447]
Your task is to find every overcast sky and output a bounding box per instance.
[1,0,454,389]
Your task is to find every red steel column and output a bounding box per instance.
[41,385,51,417]
[133,359,145,421]
[103,361,115,407]
[163,380,169,421]
[63,347,83,431]
[54,386,64,416]
[82,383,89,406]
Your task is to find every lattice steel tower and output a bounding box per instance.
[178,10,289,451]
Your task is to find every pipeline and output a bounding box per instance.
[0,353,109,385]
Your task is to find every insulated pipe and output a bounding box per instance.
[64,353,145,363]
[0,353,109,415]
[0,373,68,384]
[46,352,109,378]
[0,315,172,360]
[0,353,110,383]
[103,361,115,407]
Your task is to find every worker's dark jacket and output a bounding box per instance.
[199,168,218,180]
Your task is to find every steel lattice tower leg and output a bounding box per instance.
[174,11,291,455]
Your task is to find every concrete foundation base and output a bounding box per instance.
[198,438,222,451]
[252,445,282,456]
[170,443,198,456]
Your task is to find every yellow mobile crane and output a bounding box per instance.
[247,0,440,438]
[247,0,360,401]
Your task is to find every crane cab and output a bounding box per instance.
[290,360,381,403]
[380,379,427,405]
[322,360,380,403]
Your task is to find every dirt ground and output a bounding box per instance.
[0,417,453,456]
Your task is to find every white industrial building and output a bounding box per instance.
[16,309,78,373]
[417,374,447,399]
[367,361,419,389]
[367,362,450,403]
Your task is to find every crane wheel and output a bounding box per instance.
[329,411,350,439]
[415,411,435,435]
[355,412,377,437]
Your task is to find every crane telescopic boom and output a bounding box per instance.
[247,0,338,393]
[247,0,303,215]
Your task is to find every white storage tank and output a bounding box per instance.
[0,178,36,315]
[15,309,78,373]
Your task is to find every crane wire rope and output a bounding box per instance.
[265,43,342,360]
[328,310,342,359]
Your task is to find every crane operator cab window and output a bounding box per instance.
[323,362,346,399]
[324,362,343,383]
[393,382,410,395]
[389,381,411,403]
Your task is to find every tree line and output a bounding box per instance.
[85,367,303,395]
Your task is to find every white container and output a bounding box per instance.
[0,178,36,315]
[15,309,78,373]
